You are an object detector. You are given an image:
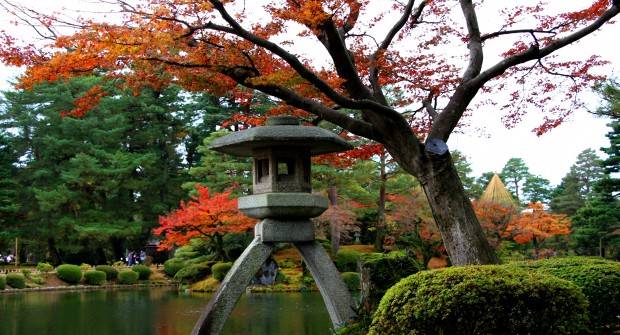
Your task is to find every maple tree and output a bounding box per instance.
[473,201,519,249]
[506,202,571,257]
[155,185,256,261]
[1,0,618,265]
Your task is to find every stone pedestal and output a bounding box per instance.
[191,219,355,335]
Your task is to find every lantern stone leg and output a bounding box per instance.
[191,237,274,335]
[295,240,357,328]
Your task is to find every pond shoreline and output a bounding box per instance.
[0,282,179,294]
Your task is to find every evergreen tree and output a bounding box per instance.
[0,132,20,251]
[522,174,552,204]
[0,77,191,264]
[500,158,530,203]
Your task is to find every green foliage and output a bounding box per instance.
[6,273,26,289]
[131,264,151,280]
[336,249,359,272]
[369,265,588,335]
[79,263,92,270]
[36,262,54,273]
[164,259,185,277]
[222,232,253,260]
[360,250,422,292]
[341,272,360,291]
[0,275,5,290]
[84,270,107,286]
[174,262,213,283]
[211,262,232,281]
[118,270,139,285]
[511,257,620,333]
[56,264,83,284]
[94,265,118,280]
[21,269,31,277]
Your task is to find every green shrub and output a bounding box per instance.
[164,259,184,277]
[118,270,139,285]
[6,273,26,289]
[131,264,152,280]
[79,263,92,270]
[336,249,360,272]
[368,265,588,335]
[341,272,360,291]
[56,264,83,284]
[511,257,620,333]
[212,262,232,281]
[113,260,126,267]
[174,262,212,283]
[21,269,32,277]
[95,265,119,280]
[84,270,107,286]
[32,276,45,285]
[36,262,54,273]
[182,256,211,266]
[360,250,423,309]
[0,275,6,290]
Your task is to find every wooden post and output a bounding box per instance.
[15,237,18,267]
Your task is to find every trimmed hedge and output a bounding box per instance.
[174,262,213,283]
[212,262,233,281]
[6,273,26,289]
[131,264,152,280]
[336,249,360,272]
[118,270,139,285]
[341,272,360,291]
[360,251,423,292]
[95,265,119,280]
[36,262,54,273]
[164,259,184,277]
[57,264,83,284]
[0,275,5,290]
[368,265,588,335]
[511,257,620,333]
[84,270,107,286]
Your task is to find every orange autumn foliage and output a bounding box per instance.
[507,202,571,247]
[154,185,256,250]
[473,201,519,248]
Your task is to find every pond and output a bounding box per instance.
[0,287,333,335]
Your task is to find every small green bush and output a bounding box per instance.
[164,259,184,277]
[174,262,212,283]
[56,264,83,284]
[341,272,360,291]
[79,263,92,270]
[511,257,620,333]
[36,262,54,273]
[131,264,151,280]
[118,270,139,285]
[6,273,26,289]
[182,256,211,266]
[95,265,118,280]
[336,249,360,272]
[368,265,588,335]
[31,276,45,285]
[84,270,107,286]
[113,260,125,267]
[0,275,6,290]
[212,262,233,281]
[360,250,423,307]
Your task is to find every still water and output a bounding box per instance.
[0,287,332,335]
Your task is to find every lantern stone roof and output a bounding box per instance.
[209,116,353,157]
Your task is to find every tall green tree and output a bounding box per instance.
[522,175,552,204]
[0,76,190,264]
[500,158,530,203]
[0,132,19,251]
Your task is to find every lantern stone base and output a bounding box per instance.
[238,193,328,219]
[255,218,315,242]
[191,219,356,335]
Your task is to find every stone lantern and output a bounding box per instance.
[191,116,356,335]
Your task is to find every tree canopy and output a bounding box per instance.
[1,0,617,265]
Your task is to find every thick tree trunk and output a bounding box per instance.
[419,153,498,266]
[375,153,387,252]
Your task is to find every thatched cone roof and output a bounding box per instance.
[478,173,518,208]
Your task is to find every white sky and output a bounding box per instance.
[0,1,618,186]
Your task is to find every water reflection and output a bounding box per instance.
[0,288,332,335]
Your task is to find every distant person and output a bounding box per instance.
[127,251,135,266]
[139,251,146,265]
